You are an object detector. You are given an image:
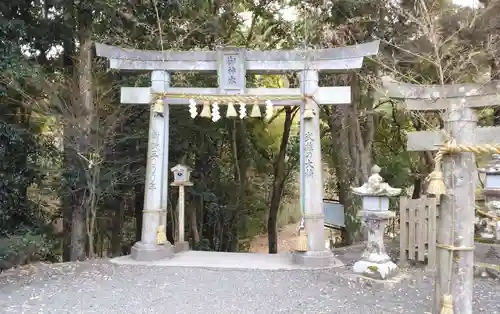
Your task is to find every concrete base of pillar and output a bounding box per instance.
[174,241,190,253]
[131,241,174,261]
[292,250,338,268]
[353,259,398,280]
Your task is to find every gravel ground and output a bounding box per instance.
[0,261,499,314]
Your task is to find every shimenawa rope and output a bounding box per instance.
[426,142,500,196]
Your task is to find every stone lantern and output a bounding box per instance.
[351,165,402,280]
[478,155,500,242]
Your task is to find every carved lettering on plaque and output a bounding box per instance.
[218,49,246,93]
[226,55,237,85]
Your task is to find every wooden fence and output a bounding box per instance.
[399,196,438,269]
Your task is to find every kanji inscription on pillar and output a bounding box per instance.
[149,129,160,190]
[304,131,314,178]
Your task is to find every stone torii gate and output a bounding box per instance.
[95,41,380,266]
[382,77,500,314]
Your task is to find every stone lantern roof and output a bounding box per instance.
[479,154,500,175]
[480,154,500,197]
[352,165,402,197]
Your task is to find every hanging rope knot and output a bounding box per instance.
[426,140,500,195]
[426,152,446,196]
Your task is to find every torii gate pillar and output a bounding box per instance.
[292,70,336,266]
[131,71,174,261]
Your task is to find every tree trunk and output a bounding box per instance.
[226,120,250,252]
[491,61,500,125]
[329,105,359,245]
[134,183,144,242]
[359,74,376,182]
[268,107,295,254]
[111,198,125,257]
[60,0,75,263]
[190,203,200,245]
[61,164,73,262]
[70,13,93,261]
[349,74,364,185]
[192,156,206,247]
[411,178,422,199]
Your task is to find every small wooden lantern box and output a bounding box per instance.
[170,164,192,251]
[171,164,192,186]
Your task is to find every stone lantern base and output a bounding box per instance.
[353,210,398,280]
[353,259,398,280]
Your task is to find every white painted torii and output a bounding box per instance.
[95,41,380,265]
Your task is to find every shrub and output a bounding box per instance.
[0,233,54,271]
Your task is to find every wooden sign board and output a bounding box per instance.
[217,48,245,94]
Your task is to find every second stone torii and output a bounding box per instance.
[382,76,500,314]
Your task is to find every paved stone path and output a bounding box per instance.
[0,261,499,314]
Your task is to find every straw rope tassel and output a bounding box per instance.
[156,225,167,245]
[440,294,453,313]
[303,98,314,119]
[200,101,211,118]
[250,103,261,118]
[226,102,238,118]
[426,158,446,196]
[426,138,448,196]
[296,230,308,252]
[153,97,164,113]
[295,217,308,252]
